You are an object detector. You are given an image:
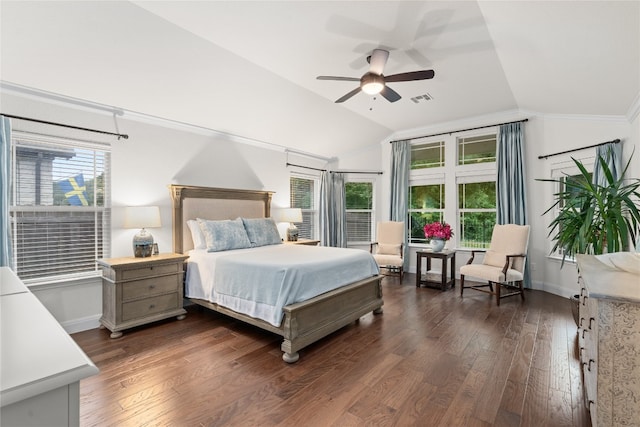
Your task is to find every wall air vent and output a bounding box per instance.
[411,93,433,104]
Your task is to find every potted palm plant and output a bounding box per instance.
[540,153,640,324]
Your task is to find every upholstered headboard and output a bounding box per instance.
[168,185,274,254]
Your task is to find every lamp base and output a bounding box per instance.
[133,228,154,257]
[286,224,299,242]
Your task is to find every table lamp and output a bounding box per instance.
[124,206,161,257]
[279,208,303,241]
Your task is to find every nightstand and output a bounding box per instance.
[285,239,320,246]
[97,253,189,338]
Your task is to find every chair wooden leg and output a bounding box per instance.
[460,275,465,296]
[496,281,501,306]
[488,281,493,292]
[519,280,525,300]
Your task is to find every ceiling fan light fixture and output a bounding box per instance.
[360,73,384,95]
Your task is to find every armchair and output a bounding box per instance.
[370,221,405,280]
[460,224,530,306]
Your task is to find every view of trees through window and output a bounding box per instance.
[345,182,373,242]
[409,184,444,244]
[458,181,496,248]
[410,141,445,170]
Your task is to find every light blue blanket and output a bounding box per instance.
[213,244,380,326]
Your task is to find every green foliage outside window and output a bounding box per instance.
[345,182,372,209]
[409,184,444,243]
[458,181,496,248]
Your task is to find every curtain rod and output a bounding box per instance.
[390,118,529,143]
[286,162,383,175]
[2,113,129,140]
[538,138,620,160]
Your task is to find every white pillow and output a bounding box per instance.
[187,219,206,250]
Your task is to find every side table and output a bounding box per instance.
[416,249,456,290]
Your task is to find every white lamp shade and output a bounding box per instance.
[124,206,162,229]
[278,208,303,223]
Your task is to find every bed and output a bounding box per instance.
[169,184,384,363]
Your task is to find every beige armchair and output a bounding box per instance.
[460,224,530,306]
[370,221,405,280]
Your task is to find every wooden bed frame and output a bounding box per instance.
[169,184,383,363]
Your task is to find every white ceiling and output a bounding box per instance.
[1,1,638,158]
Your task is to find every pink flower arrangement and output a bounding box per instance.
[423,221,453,241]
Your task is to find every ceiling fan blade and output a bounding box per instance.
[385,70,435,82]
[335,87,362,103]
[368,49,389,75]
[317,76,360,82]
[380,85,401,103]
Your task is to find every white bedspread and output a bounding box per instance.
[185,244,380,326]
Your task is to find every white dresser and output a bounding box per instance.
[0,267,99,426]
[576,253,640,427]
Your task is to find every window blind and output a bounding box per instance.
[10,132,111,281]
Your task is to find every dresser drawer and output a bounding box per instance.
[122,275,180,301]
[121,263,180,281]
[122,293,179,321]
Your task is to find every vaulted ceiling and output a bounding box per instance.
[1,1,638,158]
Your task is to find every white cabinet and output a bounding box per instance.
[577,253,640,427]
[1,267,99,426]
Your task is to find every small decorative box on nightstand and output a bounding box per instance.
[97,253,189,338]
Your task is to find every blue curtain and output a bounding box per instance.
[0,116,13,268]
[390,140,409,222]
[389,140,409,270]
[593,142,622,186]
[319,171,346,247]
[497,122,530,286]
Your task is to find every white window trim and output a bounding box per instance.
[290,172,320,240]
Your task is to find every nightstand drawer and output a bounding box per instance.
[122,293,179,321]
[121,263,180,281]
[122,275,181,301]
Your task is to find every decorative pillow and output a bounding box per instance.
[187,219,207,250]
[197,218,252,252]
[241,217,282,247]
[483,250,509,268]
[376,243,401,256]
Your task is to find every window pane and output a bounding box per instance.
[410,184,444,209]
[346,211,372,242]
[11,139,110,280]
[411,141,445,169]
[458,134,496,165]
[458,182,496,209]
[345,182,372,209]
[290,176,316,239]
[459,212,496,249]
[409,212,443,244]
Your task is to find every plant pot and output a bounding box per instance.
[570,294,580,327]
[430,239,445,252]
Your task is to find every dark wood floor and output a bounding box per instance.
[72,274,591,426]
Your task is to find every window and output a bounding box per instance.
[458,134,496,165]
[411,141,445,169]
[10,133,111,281]
[409,184,445,244]
[552,172,593,258]
[290,175,318,239]
[458,181,496,248]
[345,181,374,243]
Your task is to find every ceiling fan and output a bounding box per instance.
[317,49,435,103]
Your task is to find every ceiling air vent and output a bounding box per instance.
[411,93,433,104]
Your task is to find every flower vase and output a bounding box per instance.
[430,239,445,252]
